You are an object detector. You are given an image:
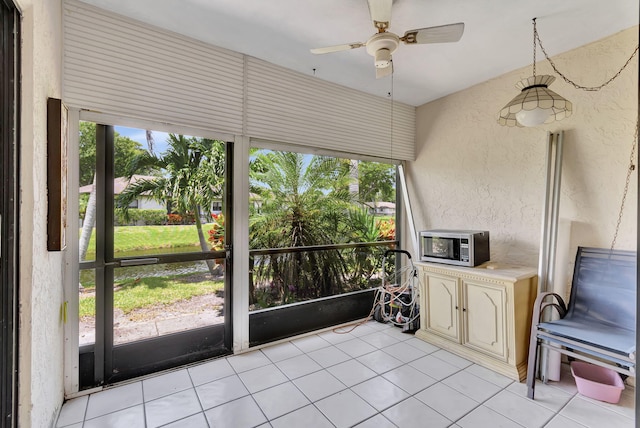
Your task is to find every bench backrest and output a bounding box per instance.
[566,247,636,331]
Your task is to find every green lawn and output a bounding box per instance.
[82,224,213,259]
[80,224,221,317]
[79,273,224,318]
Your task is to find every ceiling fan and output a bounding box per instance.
[310,0,465,78]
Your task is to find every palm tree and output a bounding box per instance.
[78,174,97,262]
[117,134,225,276]
[78,123,148,261]
[249,151,355,304]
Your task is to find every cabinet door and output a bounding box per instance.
[463,280,507,360]
[424,272,460,342]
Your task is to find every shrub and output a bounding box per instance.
[377,218,396,240]
[167,213,183,225]
[114,209,166,226]
[207,213,225,251]
[167,212,198,225]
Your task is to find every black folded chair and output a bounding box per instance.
[526,246,636,399]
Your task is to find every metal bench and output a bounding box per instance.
[526,246,636,399]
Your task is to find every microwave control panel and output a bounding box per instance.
[460,239,469,262]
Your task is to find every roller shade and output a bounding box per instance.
[63,0,245,135]
[246,58,415,160]
[63,0,415,160]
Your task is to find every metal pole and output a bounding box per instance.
[547,132,564,291]
[538,131,564,383]
[398,163,419,257]
[537,132,554,295]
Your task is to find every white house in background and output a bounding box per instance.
[368,201,395,216]
[78,175,166,210]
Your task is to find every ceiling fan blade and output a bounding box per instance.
[310,42,365,55]
[402,22,465,44]
[368,0,392,31]
[376,61,393,79]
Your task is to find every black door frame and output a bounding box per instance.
[79,124,233,389]
[0,0,20,425]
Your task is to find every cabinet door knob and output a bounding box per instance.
[455,306,459,310]
[463,308,467,312]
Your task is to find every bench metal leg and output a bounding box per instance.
[526,294,546,400]
[526,335,539,399]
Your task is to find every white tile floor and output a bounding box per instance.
[56,321,636,428]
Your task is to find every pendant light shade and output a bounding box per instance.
[498,75,572,127]
[498,18,573,127]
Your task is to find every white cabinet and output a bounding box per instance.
[416,262,537,381]
[464,280,507,359]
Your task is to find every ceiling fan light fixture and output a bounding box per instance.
[375,48,391,68]
[310,0,465,79]
[498,75,572,127]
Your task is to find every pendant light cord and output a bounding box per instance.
[610,121,638,250]
[532,18,638,249]
[533,18,639,91]
[532,18,538,77]
[389,62,394,161]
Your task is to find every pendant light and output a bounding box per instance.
[498,19,572,127]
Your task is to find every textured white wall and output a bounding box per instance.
[406,27,638,269]
[18,0,65,426]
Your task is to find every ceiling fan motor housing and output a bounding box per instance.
[366,32,399,68]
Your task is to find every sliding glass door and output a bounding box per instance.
[78,123,232,388]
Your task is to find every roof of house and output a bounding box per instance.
[78,175,158,195]
[368,202,395,208]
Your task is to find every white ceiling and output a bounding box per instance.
[79,0,638,106]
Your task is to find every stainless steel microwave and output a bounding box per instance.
[419,230,490,267]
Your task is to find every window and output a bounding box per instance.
[248,148,398,309]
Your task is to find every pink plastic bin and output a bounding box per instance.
[570,361,625,404]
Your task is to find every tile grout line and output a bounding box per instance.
[81,395,89,428]
[141,381,148,428]
[236,348,301,426]
[234,350,288,426]
[267,342,346,426]
[185,365,211,428]
[544,394,583,427]
[413,365,481,426]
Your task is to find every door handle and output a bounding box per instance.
[119,258,160,267]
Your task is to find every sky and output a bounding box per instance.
[115,126,170,154]
[114,125,395,196]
